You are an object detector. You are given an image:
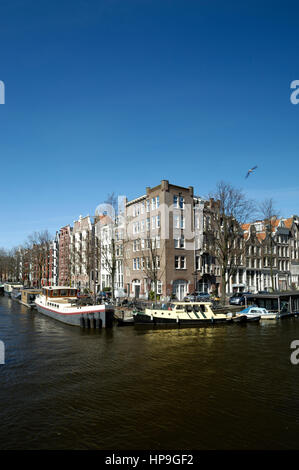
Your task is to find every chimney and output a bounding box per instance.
[161,180,169,191]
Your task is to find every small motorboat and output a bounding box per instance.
[239,306,278,321]
[235,307,262,322]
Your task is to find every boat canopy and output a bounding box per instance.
[42,287,78,298]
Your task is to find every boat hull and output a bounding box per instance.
[245,315,260,322]
[117,317,134,326]
[233,314,247,323]
[134,313,230,326]
[35,302,114,327]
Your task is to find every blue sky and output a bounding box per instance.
[1,0,299,248]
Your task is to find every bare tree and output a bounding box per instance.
[96,193,122,302]
[27,230,52,287]
[0,248,18,281]
[206,181,255,303]
[135,231,166,302]
[259,198,279,291]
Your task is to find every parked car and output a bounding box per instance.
[229,292,251,306]
[184,293,197,302]
[114,288,127,300]
[184,292,211,302]
[96,291,111,303]
[195,292,211,300]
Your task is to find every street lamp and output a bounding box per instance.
[193,270,198,293]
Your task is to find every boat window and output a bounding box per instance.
[52,290,60,297]
[60,290,68,296]
[185,305,193,313]
[200,304,206,313]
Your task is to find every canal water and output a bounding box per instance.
[1,295,299,450]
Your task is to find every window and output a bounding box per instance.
[180,216,185,229]
[179,196,184,209]
[174,214,180,229]
[146,200,150,212]
[146,217,150,231]
[156,196,160,208]
[141,202,145,214]
[173,195,178,208]
[175,256,186,269]
[152,216,156,229]
[155,256,160,269]
[151,198,156,210]
[133,258,140,270]
[175,236,185,248]
[156,214,160,228]
[141,220,145,232]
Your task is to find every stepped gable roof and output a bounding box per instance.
[283,217,293,229]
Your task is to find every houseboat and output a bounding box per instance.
[20,289,41,308]
[133,301,232,326]
[243,291,299,318]
[35,286,114,328]
[11,287,22,301]
[4,282,23,297]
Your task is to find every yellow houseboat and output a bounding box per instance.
[134,301,232,326]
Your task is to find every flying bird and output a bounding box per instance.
[245,165,258,178]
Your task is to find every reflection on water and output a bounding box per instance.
[1,296,299,450]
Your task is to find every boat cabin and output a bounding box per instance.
[21,289,41,306]
[42,286,78,299]
[170,301,212,314]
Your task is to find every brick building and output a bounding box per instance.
[58,225,72,286]
[124,180,207,300]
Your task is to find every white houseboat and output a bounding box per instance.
[133,301,232,326]
[35,286,114,328]
[4,282,23,297]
